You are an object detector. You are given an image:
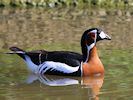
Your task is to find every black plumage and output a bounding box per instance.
[9,47,82,67]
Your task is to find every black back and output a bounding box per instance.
[9,47,82,67]
[27,50,82,67]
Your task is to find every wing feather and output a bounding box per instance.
[38,61,79,74]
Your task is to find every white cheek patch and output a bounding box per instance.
[99,31,106,39]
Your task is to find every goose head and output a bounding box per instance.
[81,28,111,62]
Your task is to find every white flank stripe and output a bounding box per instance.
[24,55,38,74]
[23,55,79,75]
[80,62,83,77]
[38,61,79,74]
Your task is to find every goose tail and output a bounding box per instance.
[9,46,26,60]
[8,46,38,73]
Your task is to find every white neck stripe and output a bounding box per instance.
[84,33,97,63]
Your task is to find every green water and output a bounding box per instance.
[0,8,133,100]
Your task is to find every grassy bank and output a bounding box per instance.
[0,0,133,8]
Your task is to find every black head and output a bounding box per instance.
[81,28,111,46]
[81,28,111,62]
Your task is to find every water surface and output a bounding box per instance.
[0,8,133,100]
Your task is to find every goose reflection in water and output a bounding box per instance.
[26,73,104,100]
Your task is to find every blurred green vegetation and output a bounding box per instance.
[0,0,132,8]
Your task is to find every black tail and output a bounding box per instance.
[10,46,25,52]
[9,46,26,60]
[9,47,47,65]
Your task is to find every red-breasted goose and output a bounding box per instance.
[9,28,111,76]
